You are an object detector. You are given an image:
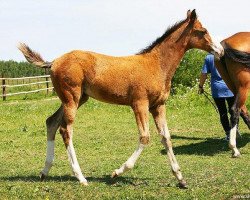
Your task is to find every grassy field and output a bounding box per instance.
[0,89,249,199]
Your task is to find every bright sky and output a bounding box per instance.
[0,0,249,61]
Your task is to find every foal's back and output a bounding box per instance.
[51,50,165,106]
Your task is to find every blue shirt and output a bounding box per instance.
[202,54,234,98]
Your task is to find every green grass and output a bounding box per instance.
[0,89,249,199]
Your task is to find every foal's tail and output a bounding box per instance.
[18,43,52,68]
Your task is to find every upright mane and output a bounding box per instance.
[137,19,187,55]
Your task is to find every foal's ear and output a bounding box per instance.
[190,9,197,22]
[187,9,191,18]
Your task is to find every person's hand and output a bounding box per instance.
[198,85,204,94]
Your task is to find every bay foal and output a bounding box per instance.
[215,32,250,157]
[19,10,222,188]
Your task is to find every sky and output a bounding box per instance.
[0,0,249,61]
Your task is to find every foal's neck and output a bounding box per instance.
[154,22,191,82]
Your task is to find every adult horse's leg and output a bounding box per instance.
[111,101,149,177]
[40,106,63,180]
[240,105,250,129]
[150,104,187,188]
[229,87,248,157]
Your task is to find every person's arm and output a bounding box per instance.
[198,73,207,94]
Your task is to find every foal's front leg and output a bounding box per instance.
[111,101,149,177]
[150,104,187,188]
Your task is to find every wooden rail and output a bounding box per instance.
[0,75,54,100]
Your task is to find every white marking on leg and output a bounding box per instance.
[162,124,183,182]
[41,140,55,176]
[67,139,88,184]
[229,125,241,157]
[229,126,237,147]
[114,143,145,176]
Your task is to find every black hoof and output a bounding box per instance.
[40,173,46,181]
[178,180,188,189]
[111,171,118,179]
[231,153,241,158]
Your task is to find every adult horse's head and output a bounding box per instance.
[186,9,223,57]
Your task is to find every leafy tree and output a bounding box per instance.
[171,49,207,94]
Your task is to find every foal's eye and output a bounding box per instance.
[199,30,206,35]
[194,29,206,37]
[199,28,207,34]
[194,27,207,34]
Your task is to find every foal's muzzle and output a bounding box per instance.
[210,42,224,58]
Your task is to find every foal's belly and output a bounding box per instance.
[84,85,130,105]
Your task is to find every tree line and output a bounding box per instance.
[0,60,46,77]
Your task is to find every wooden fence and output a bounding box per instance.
[0,75,54,100]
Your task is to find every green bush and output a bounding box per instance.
[171,49,207,94]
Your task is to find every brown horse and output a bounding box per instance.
[18,10,223,188]
[215,32,250,158]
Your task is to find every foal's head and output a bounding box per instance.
[186,10,223,57]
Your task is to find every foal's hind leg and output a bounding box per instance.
[111,101,149,177]
[40,106,63,180]
[150,104,187,188]
[59,94,89,185]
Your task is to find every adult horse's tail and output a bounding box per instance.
[18,43,52,68]
[221,41,250,68]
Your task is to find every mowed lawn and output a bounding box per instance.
[0,92,249,199]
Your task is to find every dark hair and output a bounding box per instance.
[137,19,187,54]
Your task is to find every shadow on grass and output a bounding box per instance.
[161,133,250,156]
[87,175,150,186]
[0,174,150,186]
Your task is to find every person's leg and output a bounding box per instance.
[213,98,231,137]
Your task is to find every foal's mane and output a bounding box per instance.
[137,19,187,55]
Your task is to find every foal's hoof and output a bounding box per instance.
[178,180,188,189]
[111,171,118,178]
[232,152,241,158]
[80,181,89,186]
[40,172,46,182]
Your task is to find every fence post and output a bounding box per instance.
[2,73,6,101]
[45,68,49,95]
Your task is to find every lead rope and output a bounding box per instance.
[199,85,219,114]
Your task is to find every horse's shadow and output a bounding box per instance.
[161,133,250,156]
[0,174,149,186]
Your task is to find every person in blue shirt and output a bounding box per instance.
[198,54,234,140]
